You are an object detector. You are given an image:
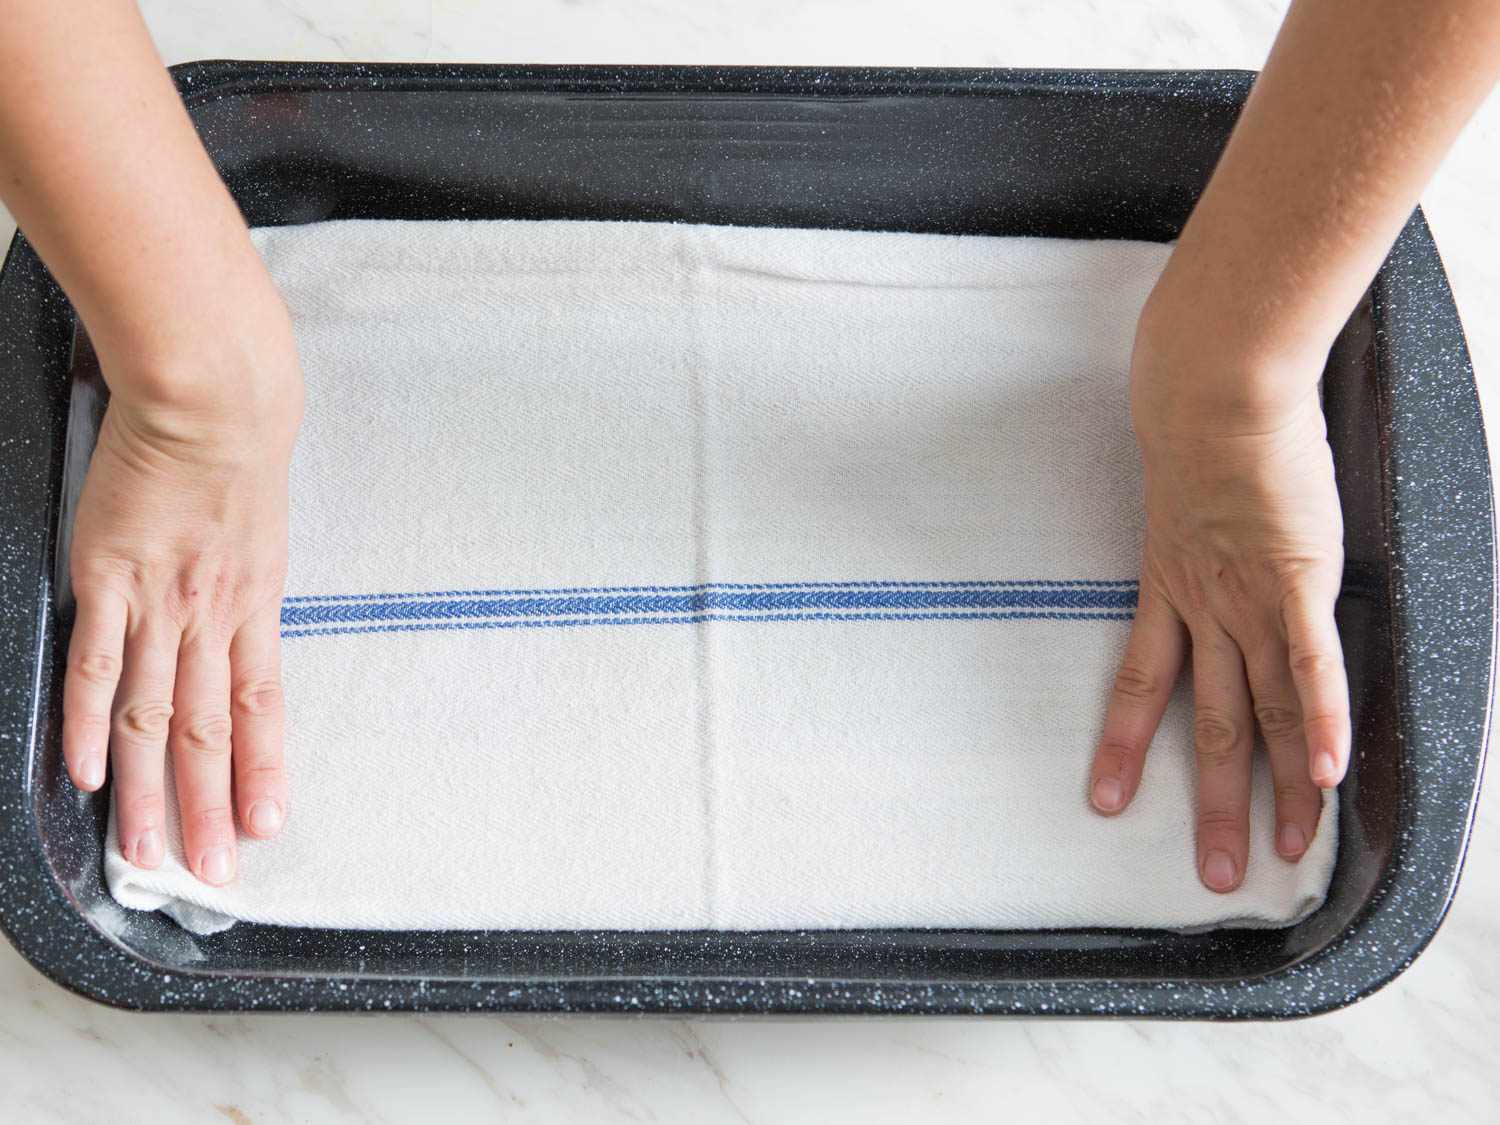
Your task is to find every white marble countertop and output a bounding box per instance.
[2,2,1496,1120]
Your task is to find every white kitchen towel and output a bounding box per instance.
[104,218,1337,935]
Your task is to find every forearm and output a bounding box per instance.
[1142,0,1500,424]
[0,1,271,396]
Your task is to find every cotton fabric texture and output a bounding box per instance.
[104,218,1337,935]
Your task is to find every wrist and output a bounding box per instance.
[83,224,297,393]
[90,265,304,455]
[1130,284,1328,442]
[81,218,269,361]
[1130,241,1342,441]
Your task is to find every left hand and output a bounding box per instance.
[1087,302,1351,893]
[63,263,304,887]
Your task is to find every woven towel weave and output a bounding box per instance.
[104,219,1336,934]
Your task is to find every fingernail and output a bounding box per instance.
[1201,849,1238,892]
[247,799,283,837]
[200,846,234,886]
[1314,751,1339,787]
[78,757,104,790]
[1091,777,1125,813]
[135,829,163,869]
[1278,823,1307,858]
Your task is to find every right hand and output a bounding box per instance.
[63,272,304,887]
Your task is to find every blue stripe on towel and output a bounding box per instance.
[280,580,1138,639]
[282,577,1139,604]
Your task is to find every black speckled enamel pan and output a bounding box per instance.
[0,63,1492,1016]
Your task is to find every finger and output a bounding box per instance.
[110,620,180,870]
[1189,620,1255,893]
[230,603,287,839]
[62,589,127,791]
[169,633,237,886]
[1281,584,1351,789]
[1243,634,1323,861]
[1090,581,1187,815]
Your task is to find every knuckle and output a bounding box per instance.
[161,580,204,629]
[122,791,164,826]
[1111,660,1162,706]
[162,555,240,634]
[116,700,174,740]
[1196,806,1244,836]
[236,762,285,787]
[1176,582,1210,620]
[1094,738,1140,775]
[176,712,232,756]
[234,675,284,718]
[1269,558,1314,590]
[174,554,217,601]
[64,711,112,738]
[186,805,235,841]
[1288,645,1339,682]
[1253,703,1303,741]
[231,571,286,617]
[1193,708,1245,767]
[72,554,145,593]
[1274,779,1316,808]
[68,648,121,687]
[1275,561,1341,602]
[1208,564,1249,604]
[1303,711,1349,742]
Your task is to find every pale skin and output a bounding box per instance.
[1,3,1497,893]
[1090,0,1500,893]
[0,2,302,885]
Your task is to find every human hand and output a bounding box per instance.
[1088,299,1351,894]
[62,273,304,887]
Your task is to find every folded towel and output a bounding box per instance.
[104,218,1337,935]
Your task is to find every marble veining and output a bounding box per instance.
[0,1,1496,1120]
